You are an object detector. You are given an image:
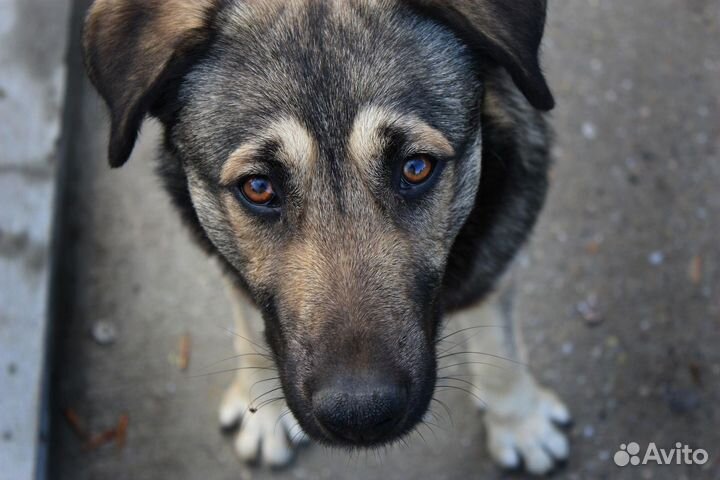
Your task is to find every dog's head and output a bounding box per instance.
[84,0,551,447]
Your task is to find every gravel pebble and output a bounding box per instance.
[91,320,118,345]
[648,251,664,266]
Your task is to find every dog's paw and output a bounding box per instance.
[219,380,308,467]
[484,387,571,475]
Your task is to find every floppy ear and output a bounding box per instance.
[83,0,219,167]
[405,0,554,111]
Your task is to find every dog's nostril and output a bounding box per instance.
[312,375,408,444]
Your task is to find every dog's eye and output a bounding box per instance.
[401,155,434,185]
[241,175,276,205]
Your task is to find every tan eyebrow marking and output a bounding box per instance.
[348,105,456,171]
[221,116,318,185]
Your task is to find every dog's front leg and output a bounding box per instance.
[448,284,571,475]
[218,278,308,467]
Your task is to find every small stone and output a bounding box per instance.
[577,293,602,325]
[648,251,664,266]
[639,319,652,331]
[621,78,634,91]
[582,424,595,438]
[91,320,117,345]
[598,450,610,461]
[590,58,603,73]
[639,385,651,397]
[581,122,597,140]
[561,342,574,355]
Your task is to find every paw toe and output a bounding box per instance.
[235,422,262,463]
[540,389,571,425]
[542,426,570,460]
[488,439,521,470]
[261,429,293,467]
[519,442,554,475]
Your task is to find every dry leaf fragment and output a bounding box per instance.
[688,255,702,285]
[179,333,192,371]
[116,414,129,449]
[64,408,89,441]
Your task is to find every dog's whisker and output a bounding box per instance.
[414,426,428,445]
[435,324,504,345]
[247,376,280,402]
[397,436,410,451]
[437,360,511,372]
[431,397,455,426]
[200,352,273,371]
[436,327,506,356]
[420,420,441,441]
[274,408,293,433]
[249,386,284,409]
[435,384,487,407]
[248,376,280,396]
[436,350,526,367]
[216,325,271,354]
[422,417,447,434]
[290,424,306,445]
[435,325,505,355]
[250,395,285,413]
[437,376,483,393]
[424,407,445,428]
[189,366,277,379]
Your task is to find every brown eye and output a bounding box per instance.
[402,155,434,185]
[241,175,276,205]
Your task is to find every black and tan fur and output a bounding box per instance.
[83,0,571,474]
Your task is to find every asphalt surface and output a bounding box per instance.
[49,1,720,479]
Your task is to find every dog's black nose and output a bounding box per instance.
[312,374,408,444]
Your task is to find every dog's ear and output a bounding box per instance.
[405,0,554,111]
[83,0,219,167]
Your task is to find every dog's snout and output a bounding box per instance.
[312,374,408,444]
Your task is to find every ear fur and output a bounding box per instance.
[404,0,554,111]
[83,0,219,167]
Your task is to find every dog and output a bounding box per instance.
[82,0,571,475]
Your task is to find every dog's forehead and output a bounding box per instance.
[179,0,477,180]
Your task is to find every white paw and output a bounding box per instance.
[220,381,309,467]
[484,387,571,475]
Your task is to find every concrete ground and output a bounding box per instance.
[48,1,720,479]
[0,0,71,479]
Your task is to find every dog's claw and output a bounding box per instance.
[220,380,306,467]
[485,387,571,476]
